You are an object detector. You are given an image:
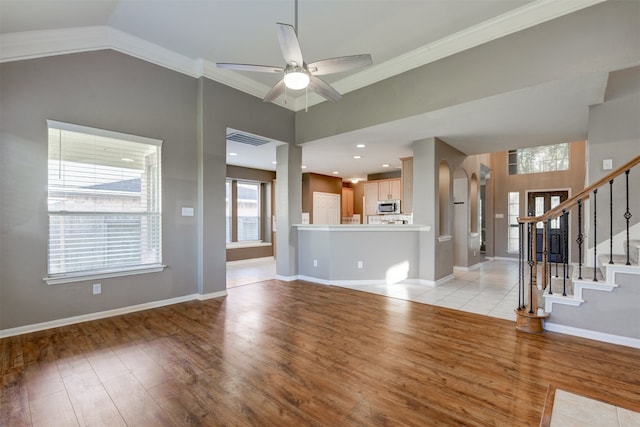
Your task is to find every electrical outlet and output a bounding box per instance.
[92,283,101,295]
[313,259,318,267]
[357,261,363,269]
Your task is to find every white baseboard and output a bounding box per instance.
[544,322,640,349]
[275,274,298,282]
[297,275,332,285]
[492,256,519,262]
[196,290,228,301]
[0,291,227,338]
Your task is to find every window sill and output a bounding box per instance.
[226,242,272,249]
[44,264,166,285]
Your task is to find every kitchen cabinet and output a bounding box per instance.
[378,179,401,201]
[401,157,413,213]
[341,187,354,218]
[364,182,379,216]
[364,179,402,216]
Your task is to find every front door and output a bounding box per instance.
[527,191,568,263]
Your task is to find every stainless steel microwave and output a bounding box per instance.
[377,199,401,215]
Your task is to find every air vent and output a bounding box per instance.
[227,131,272,147]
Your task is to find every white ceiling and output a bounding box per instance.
[0,0,617,181]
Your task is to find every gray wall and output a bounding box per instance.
[548,272,640,339]
[587,81,640,249]
[0,49,293,330]
[295,1,640,145]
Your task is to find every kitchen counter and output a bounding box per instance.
[294,224,434,286]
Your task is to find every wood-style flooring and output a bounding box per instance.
[2,279,639,426]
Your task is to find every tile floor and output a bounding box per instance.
[550,390,640,427]
[227,257,520,319]
[226,257,640,423]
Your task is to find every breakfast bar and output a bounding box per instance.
[295,224,432,286]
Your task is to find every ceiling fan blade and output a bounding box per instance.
[307,54,372,75]
[263,79,286,103]
[276,23,304,66]
[217,63,283,73]
[308,75,341,102]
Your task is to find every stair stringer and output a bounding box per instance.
[543,264,640,348]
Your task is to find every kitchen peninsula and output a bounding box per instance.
[295,223,433,286]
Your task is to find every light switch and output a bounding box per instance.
[603,159,613,170]
[181,207,194,217]
[495,213,504,219]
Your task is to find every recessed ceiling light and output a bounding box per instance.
[382,164,389,168]
[272,161,277,165]
[301,165,307,169]
[356,144,366,148]
[121,157,134,162]
[228,152,238,156]
[333,171,339,174]
[353,155,362,159]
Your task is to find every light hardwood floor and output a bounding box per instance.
[2,279,639,426]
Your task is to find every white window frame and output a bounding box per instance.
[507,191,520,253]
[44,120,165,285]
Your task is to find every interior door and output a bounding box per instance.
[527,191,568,263]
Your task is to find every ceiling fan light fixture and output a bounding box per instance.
[283,69,310,90]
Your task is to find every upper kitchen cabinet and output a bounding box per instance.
[363,178,402,216]
[341,187,354,217]
[378,179,402,201]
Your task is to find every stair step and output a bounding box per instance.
[624,239,640,265]
[572,265,605,282]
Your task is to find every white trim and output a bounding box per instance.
[226,241,272,249]
[453,262,483,272]
[544,294,584,312]
[544,322,640,349]
[44,264,167,285]
[0,291,226,338]
[275,274,298,282]
[435,274,455,286]
[603,264,640,284]
[493,256,519,262]
[297,275,332,286]
[0,1,605,112]
[196,290,228,301]
[47,119,163,146]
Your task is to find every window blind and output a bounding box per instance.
[47,121,162,277]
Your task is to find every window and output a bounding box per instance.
[236,182,260,241]
[226,179,265,246]
[225,180,232,243]
[508,143,569,175]
[47,121,162,283]
[508,191,520,252]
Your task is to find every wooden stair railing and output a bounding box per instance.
[515,155,640,333]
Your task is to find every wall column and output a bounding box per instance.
[412,138,437,283]
[275,143,302,280]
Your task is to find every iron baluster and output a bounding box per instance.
[577,199,583,280]
[609,179,614,264]
[625,170,632,265]
[518,222,523,309]
[562,209,568,296]
[593,189,598,282]
[548,218,553,295]
[528,222,534,314]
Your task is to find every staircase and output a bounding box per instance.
[514,156,640,341]
[543,240,639,313]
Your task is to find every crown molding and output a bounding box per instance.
[0,0,605,112]
[292,0,606,111]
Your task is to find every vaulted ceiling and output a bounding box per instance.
[1,0,636,181]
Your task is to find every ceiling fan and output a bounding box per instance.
[216,0,372,104]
